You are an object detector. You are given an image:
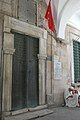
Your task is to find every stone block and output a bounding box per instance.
[47,34,52,45]
[4,33,14,49]
[5,109,53,120]
[3,0,11,4]
[47,45,51,56]
[47,94,54,105]
[0,2,2,11]
[2,2,11,15]
[46,61,52,94]
[43,29,47,39]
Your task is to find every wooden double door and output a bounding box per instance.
[12,33,39,110]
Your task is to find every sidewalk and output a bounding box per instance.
[35,107,80,120]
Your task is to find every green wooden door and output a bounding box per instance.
[12,33,39,110]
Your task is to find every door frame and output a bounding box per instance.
[2,15,47,114]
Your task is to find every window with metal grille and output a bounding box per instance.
[73,40,80,83]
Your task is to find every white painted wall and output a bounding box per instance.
[57,0,80,39]
[68,14,80,30]
[57,0,68,17]
[45,0,80,39]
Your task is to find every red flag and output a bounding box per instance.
[45,0,55,31]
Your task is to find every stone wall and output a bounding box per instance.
[52,39,68,105]
[0,0,18,17]
[37,1,69,105]
[0,0,70,109]
[46,34,69,106]
[18,0,37,25]
[0,14,3,114]
[0,0,18,115]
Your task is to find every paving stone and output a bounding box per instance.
[5,109,53,120]
[35,107,80,120]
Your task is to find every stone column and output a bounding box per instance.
[38,54,47,105]
[2,33,15,112]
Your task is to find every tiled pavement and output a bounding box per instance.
[34,107,80,120]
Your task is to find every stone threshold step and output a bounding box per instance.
[5,109,53,120]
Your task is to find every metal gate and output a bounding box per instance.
[12,33,39,110]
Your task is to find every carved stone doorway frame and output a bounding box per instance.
[2,15,47,113]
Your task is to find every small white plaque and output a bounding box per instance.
[54,56,62,80]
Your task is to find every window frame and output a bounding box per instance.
[72,40,80,83]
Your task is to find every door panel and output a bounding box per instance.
[12,33,39,110]
[26,36,39,107]
[12,33,26,110]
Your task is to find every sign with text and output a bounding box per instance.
[54,56,62,80]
